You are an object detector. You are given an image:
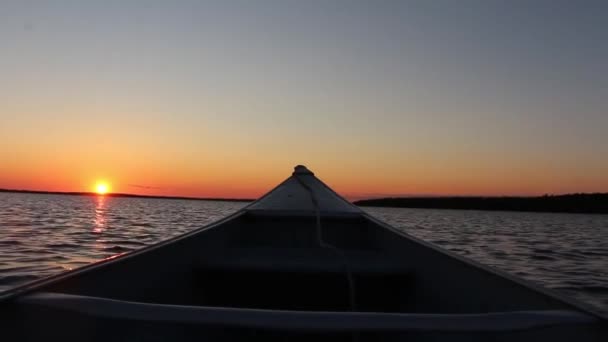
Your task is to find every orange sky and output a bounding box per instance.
[2,149,607,200]
[1,104,606,199]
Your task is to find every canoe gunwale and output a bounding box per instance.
[18,291,598,333]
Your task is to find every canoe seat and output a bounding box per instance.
[196,248,410,274]
[18,292,597,332]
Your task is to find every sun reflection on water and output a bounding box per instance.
[93,195,106,234]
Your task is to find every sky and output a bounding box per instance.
[1,0,607,199]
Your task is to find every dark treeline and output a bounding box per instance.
[0,189,253,203]
[354,193,608,214]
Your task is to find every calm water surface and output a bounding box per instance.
[1,192,607,313]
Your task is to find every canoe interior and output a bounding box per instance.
[3,212,606,341]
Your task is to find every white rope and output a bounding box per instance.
[293,175,357,312]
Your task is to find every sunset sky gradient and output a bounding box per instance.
[1,1,607,199]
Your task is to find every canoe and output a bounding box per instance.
[1,165,606,341]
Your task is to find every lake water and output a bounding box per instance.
[1,192,607,314]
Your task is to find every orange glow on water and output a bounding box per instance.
[93,195,106,233]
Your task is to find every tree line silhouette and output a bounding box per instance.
[354,193,608,214]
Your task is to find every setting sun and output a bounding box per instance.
[95,182,110,195]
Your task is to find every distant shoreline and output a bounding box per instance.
[0,188,254,203]
[354,193,608,214]
[3,188,608,214]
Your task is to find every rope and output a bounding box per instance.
[293,175,357,313]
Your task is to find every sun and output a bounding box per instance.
[95,182,110,195]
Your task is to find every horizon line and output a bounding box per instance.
[1,188,607,203]
[0,188,254,203]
